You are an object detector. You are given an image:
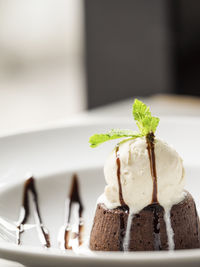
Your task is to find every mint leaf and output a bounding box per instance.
[132,99,151,121]
[89,129,141,148]
[89,99,159,148]
[109,129,138,136]
[133,99,159,135]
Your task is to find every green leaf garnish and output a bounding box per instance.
[89,99,159,147]
[133,99,159,135]
[89,129,141,148]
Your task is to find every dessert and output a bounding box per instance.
[89,99,200,251]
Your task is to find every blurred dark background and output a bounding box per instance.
[0,0,200,134]
[85,0,200,108]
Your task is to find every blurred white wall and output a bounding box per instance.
[0,0,86,135]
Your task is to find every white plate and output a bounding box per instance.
[0,117,200,267]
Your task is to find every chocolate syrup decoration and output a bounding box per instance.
[115,145,129,251]
[116,145,128,208]
[17,177,50,248]
[146,132,158,204]
[118,206,129,251]
[64,174,84,249]
[146,133,162,250]
[119,213,126,251]
[152,205,161,250]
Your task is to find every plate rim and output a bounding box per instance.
[1,115,200,139]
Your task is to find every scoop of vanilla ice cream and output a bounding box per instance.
[102,137,185,213]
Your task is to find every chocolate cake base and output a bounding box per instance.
[90,192,200,251]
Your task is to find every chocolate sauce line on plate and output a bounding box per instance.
[64,174,84,249]
[146,132,162,250]
[17,177,50,248]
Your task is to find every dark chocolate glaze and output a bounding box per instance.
[64,174,84,249]
[17,177,50,248]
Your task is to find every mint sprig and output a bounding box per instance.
[89,99,159,147]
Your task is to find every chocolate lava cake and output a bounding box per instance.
[89,99,200,252]
[90,192,200,251]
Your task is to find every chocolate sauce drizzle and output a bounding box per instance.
[119,208,129,251]
[146,132,158,204]
[146,132,162,250]
[64,174,84,249]
[116,145,128,207]
[17,177,50,248]
[152,204,161,250]
[116,145,129,251]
